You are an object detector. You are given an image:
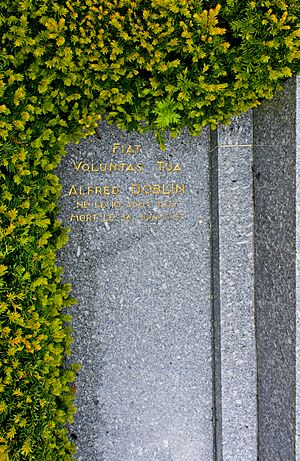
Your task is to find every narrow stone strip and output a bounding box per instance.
[254,77,297,461]
[215,112,258,461]
[296,75,300,461]
[209,129,223,461]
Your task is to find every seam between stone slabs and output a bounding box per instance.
[251,113,260,461]
[296,74,300,461]
[209,128,223,461]
[209,143,299,153]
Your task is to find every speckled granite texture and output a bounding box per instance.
[214,112,257,461]
[56,77,300,461]
[57,127,214,461]
[296,76,300,461]
[254,78,298,461]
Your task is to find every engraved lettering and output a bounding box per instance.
[72,162,143,173]
[127,164,134,173]
[157,201,178,209]
[69,185,78,195]
[73,161,82,171]
[157,162,182,173]
[91,164,99,172]
[100,164,108,172]
[131,184,186,196]
[94,201,107,209]
[111,186,120,195]
[121,214,132,222]
[126,201,151,209]
[152,184,161,194]
[126,145,134,154]
[112,143,142,155]
[103,213,115,222]
[77,201,89,208]
[112,143,121,154]
[131,184,141,195]
[69,185,121,196]
[110,163,119,172]
[69,213,97,222]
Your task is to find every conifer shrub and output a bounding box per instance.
[0,1,299,459]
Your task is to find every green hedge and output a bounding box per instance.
[0,1,299,459]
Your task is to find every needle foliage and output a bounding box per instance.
[0,1,299,459]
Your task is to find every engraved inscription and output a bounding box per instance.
[64,141,190,224]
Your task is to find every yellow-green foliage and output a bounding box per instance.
[0,152,78,459]
[0,1,299,459]
[1,1,300,146]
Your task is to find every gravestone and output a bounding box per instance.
[57,127,214,461]
[57,76,300,461]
